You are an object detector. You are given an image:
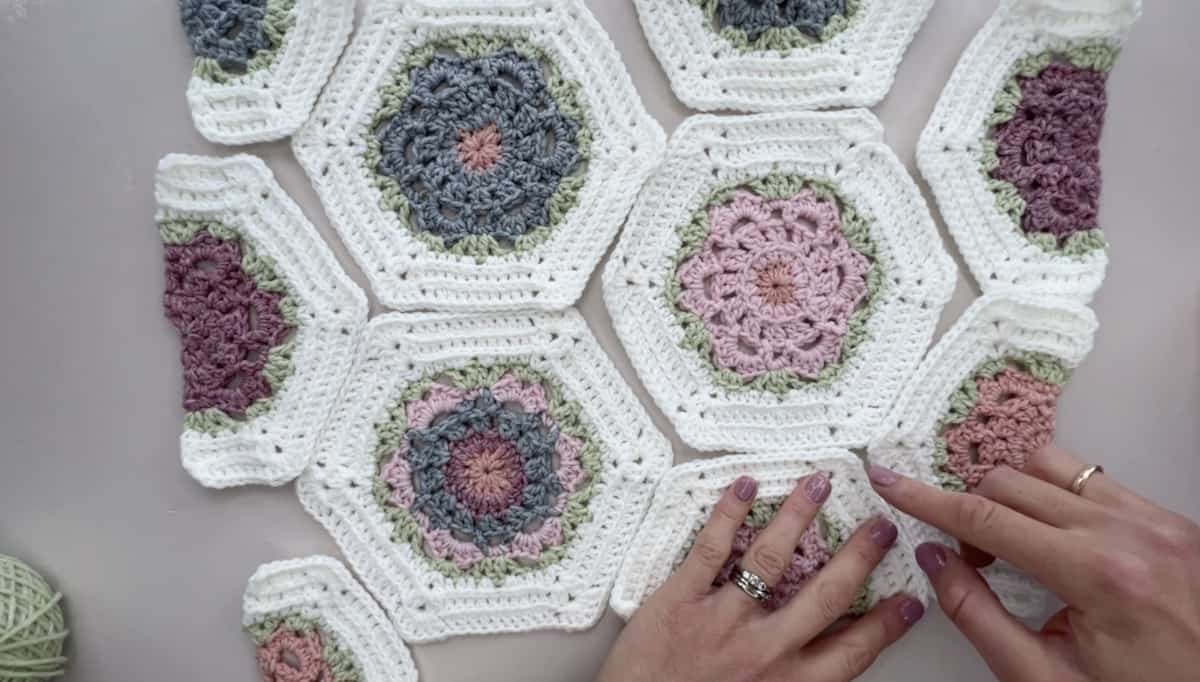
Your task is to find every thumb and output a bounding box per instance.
[916,543,1059,681]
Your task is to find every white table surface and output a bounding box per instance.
[1,1,1197,680]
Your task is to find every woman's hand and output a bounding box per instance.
[869,445,1200,682]
[596,473,926,682]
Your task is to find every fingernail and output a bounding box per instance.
[804,472,831,504]
[868,465,900,487]
[899,598,925,626]
[870,517,898,548]
[915,543,949,578]
[733,476,758,502]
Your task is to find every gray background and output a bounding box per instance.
[1,1,1196,680]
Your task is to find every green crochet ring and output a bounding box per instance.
[0,554,68,681]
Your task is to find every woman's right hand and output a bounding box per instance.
[868,445,1200,682]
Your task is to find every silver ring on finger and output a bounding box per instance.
[1069,464,1104,496]
[731,566,772,603]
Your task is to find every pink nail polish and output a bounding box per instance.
[871,517,898,548]
[899,598,925,626]
[804,473,830,504]
[733,476,758,502]
[915,543,949,578]
[868,465,900,487]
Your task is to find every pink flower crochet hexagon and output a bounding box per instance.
[605,111,956,452]
[293,0,665,312]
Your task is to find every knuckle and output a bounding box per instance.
[747,545,790,577]
[779,495,815,523]
[955,494,1001,537]
[691,536,728,569]
[941,582,980,627]
[816,578,849,622]
[1149,518,1200,557]
[1093,552,1153,596]
[837,640,879,679]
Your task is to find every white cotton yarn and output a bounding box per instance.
[611,450,935,618]
[917,0,1142,304]
[243,556,418,682]
[156,154,368,489]
[633,0,934,112]
[295,308,672,642]
[604,111,956,452]
[184,0,356,145]
[868,292,1098,617]
[292,0,666,312]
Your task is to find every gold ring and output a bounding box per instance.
[1069,465,1104,496]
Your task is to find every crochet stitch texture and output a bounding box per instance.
[294,0,664,311]
[611,451,933,618]
[373,47,584,250]
[605,111,955,451]
[710,0,852,43]
[375,367,599,578]
[179,0,274,73]
[176,0,355,144]
[297,310,671,642]
[635,0,934,111]
[243,557,417,682]
[918,0,1140,302]
[156,155,367,489]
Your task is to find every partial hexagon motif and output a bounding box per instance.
[918,0,1142,303]
[177,0,356,145]
[868,292,1098,616]
[155,154,368,489]
[605,112,956,452]
[293,0,666,311]
[243,556,418,682]
[611,450,933,618]
[296,309,672,641]
[634,0,935,111]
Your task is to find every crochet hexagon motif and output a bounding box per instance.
[297,309,672,641]
[918,0,1141,303]
[868,292,1097,617]
[633,0,935,111]
[176,0,356,144]
[604,111,956,452]
[243,557,417,682]
[156,155,367,489]
[294,0,665,311]
[610,450,933,618]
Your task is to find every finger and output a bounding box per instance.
[770,515,900,647]
[973,465,1101,529]
[1024,444,1148,511]
[868,465,1095,604]
[672,475,758,597]
[959,542,995,568]
[801,595,925,680]
[916,543,1060,681]
[718,472,829,614]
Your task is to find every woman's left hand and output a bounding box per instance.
[595,473,926,682]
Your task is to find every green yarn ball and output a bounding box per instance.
[0,555,67,681]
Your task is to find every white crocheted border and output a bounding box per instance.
[634,0,934,111]
[243,556,418,682]
[156,154,367,489]
[917,0,1142,303]
[293,0,666,312]
[184,0,355,145]
[295,308,672,642]
[868,292,1098,618]
[604,111,956,452]
[611,450,935,619]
